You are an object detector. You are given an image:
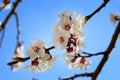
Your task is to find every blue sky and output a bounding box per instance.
[0,0,120,80]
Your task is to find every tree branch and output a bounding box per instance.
[0,0,22,47]
[85,0,109,21]
[60,21,120,80]
[92,21,120,80]
[0,0,21,31]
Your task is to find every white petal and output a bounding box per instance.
[58,11,69,19]
[75,57,81,64]
[25,65,32,70]
[37,66,43,72]
[12,62,22,71]
[53,30,69,49]
[79,63,84,69]
[40,54,51,61]
[68,63,74,69]
[26,48,38,60]
[83,64,88,70]
[38,48,46,57]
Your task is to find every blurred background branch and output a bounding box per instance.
[0,0,21,47]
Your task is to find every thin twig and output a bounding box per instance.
[60,72,93,80]
[81,51,105,57]
[7,57,30,66]
[47,46,55,51]
[0,0,22,31]
[85,0,109,21]
[14,11,20,42]
[0,0,22,47]
[0,28,5,47]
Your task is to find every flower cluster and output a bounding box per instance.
[12,42,24,71]
[53,11,91,69]
[25,39,57,73]
[8,11,91,72]
[53,11,85,52]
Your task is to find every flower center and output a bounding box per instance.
[32,60,39,66]
[80,57,86,64]
[71,58,76,63]
[64,24,71,30]
[33,46,40,53]
[66,47,73,53]
[59,36,64,43]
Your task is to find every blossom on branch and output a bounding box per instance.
[64,54,91,70]
[53,11,85,51]
[26,39,46,60]
[25,54,57,73]
[26,39,57,73]
[58,11,75,20]
[12,42,24,71]
[53,11,91,69]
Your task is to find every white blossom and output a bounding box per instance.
[26,39,58,73]
[26,39,46,60]
[53,30,70,49]
[13,43,24,58]
[71,14,85,37]
[12,42,24,71]
[12,62,23,71]
[38,55,58,72]
[75,14,86,28]
[74,57,91,70]
[26,11,87,72]
[58,11,75,20]
[25,65,38,73]
[58,11,69,20]
[64,55,91,70]
[53,11,85,52]
[25,54,58,73]
[26,47,39,60]
[65,34,85,54]
[58,11,75,32]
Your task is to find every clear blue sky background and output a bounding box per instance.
[0,0,120,80]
